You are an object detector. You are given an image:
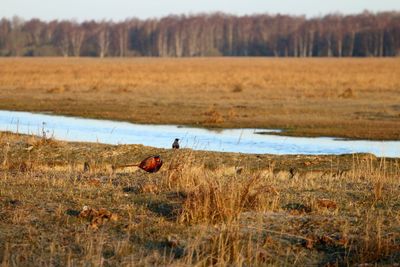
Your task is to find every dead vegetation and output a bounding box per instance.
[0,58,400,140]
[0,133,399,266]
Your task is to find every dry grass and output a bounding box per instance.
[0,58,399,139]
[0,132,399,266]
[178,174,277,225]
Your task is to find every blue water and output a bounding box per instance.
[0,110,399,157]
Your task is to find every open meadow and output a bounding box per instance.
[0,58,400,266]
[0,58,399,140]
[0,132,400,266]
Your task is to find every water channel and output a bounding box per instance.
[0,110,399,157]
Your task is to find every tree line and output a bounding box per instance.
[1,11,400,57]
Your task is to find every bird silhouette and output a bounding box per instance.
[172,138,180,149]
[113,155,163,173]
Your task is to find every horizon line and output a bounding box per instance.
[2,9,399,23]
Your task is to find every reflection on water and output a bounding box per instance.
[0,110,399,157]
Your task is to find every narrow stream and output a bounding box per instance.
[0,110,399,157]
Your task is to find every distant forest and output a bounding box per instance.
[1,11,400,57]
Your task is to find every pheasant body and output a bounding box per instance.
[113,155,163,173]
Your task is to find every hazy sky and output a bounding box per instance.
[2,0,400,21]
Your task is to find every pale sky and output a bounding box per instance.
[2,0,400,21]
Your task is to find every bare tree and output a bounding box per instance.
[23,19,44,47]
[53,21,71,57]
[96,22,110,58]
[115,22,128,57]
[0,12,399,57]
[10,16,26,56]
[0,18,11,50]
[69,22,85,56]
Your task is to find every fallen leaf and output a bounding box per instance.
[316,198,337,209]
[78,206,117,229]
[256,248,269,262]
[303,238,314,249]
[88,178,101,186]
[141,183,160,194]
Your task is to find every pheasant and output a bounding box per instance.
[113,155,163,173]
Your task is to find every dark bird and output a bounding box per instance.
[172,138,180,149]
[113,155,163,173]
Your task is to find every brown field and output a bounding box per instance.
[0,132,399,266]
[0,58,400,266]
[0,58,399,140]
